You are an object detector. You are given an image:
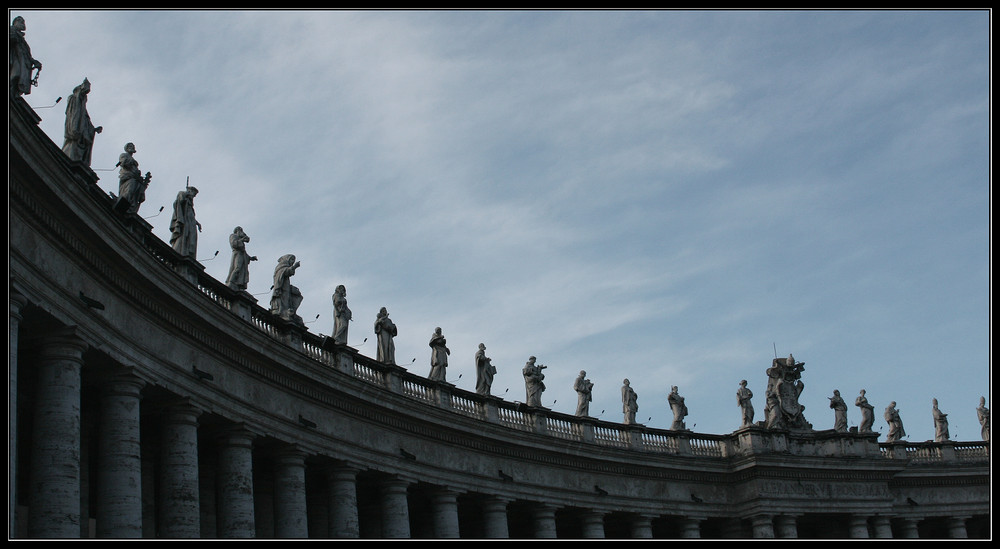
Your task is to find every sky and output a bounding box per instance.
[12,9,990,443]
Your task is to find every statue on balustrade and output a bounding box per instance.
[763,354,811,431]
[62,78,102,166]
[225,226,256,291]
[855,389,875,433]
[331,285,351,345]
[932,398,949,442]
[374,307,397,365]
[668,385,688,430]
[977,396,990,442]
[622,379,638,425]
[884,401,906,443]
[737,379,754,428]
[169,186,201,257]
[829,389,848,432]
[270,254,302,323]
[428,327,450,382]
[117,142,152,215]
[574,370,593,417]
[9,16,42,98]
[475,343,496,396]
[522,356,546,407]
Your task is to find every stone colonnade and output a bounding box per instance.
[9,301,978,539]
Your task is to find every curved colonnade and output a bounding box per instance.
[9,96,990,539]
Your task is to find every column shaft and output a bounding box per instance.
[326,465,360,538]
[272,448,309,538]
[532,504,557,539]
[216,428,256,538]
[27,330,87,538]
[580,510,605,538]
[482,497,510,539]
[158,403,202,538]
[380,478,410,538]
[96,373,145,538]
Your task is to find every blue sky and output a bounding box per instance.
[15,9,990,442]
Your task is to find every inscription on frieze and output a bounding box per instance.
[755,479,890,500]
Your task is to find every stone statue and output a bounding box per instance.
[574,370,593,417]
[977,396,989,442]
[622,379,638,425]
[737,379,754,428]
[224,226,256,291]
[116,143,151,215]
[668,385,688,430]
[9,16,42,98]
[884,401,905,443]
[932,398,949,442]
[764,354,811,430]
[522,356,546,407]
[62,78,102,165]
[474,343,496,396]
[855,389,875,433]
[829,390,848,433]
[169,186,201,257]
[331,285,351,345]
[269,254,302,323]
[374,307,397,365]
[428,327,450,382]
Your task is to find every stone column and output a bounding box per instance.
[679,516,703,538]
[481,497,510,539]
[847,515,870,538]
[871,515,893,538]
[946,516,969,538]
[27,329,88,538]
[629,514,654,538]
[326,464,360,538]
[216,427,257,538]
[8,291,28,537]
[532,504,558,538]
[431,488,461,538]
[380,477,411,538]
[896,517,920,538]
[580,510,605,538]
[158,402,202,538]
[95,371,146,538]
[774,515,799,538]
[750,515,775,538]
[272,446,309,538]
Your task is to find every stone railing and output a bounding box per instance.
[879,440,989,463]
[111,200,987,464]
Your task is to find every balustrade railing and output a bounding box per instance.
[130,210,987,464]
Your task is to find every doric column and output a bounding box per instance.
[481,497,510,539]
[897,517,920,538]
[430,488,461,538]
[326,464,360,538]
[158,402,202,538]
[27,329,88,538]
[750,514,775,538]
[580,510,605,538]
[847,515,870,538]
[380,477,411,538]
[678,516,703,538]
[774,515,799,538]
[216,427,257,538]
[8,291,28,537]
[532,504,558,539]
[629,514,654,538]
[946,516,969,538]
[272,446,309,538]
[95,371,146,538]
[871,515,893,538]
